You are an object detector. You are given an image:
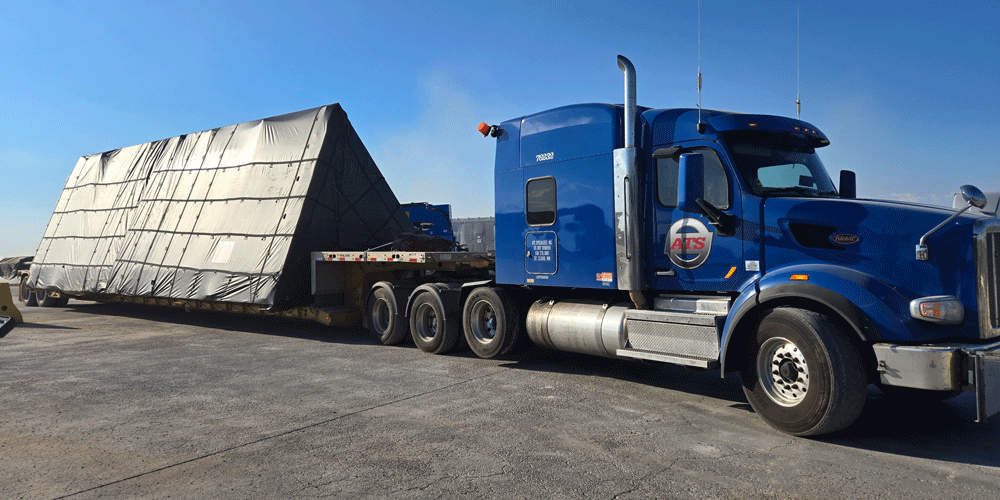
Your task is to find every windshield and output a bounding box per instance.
[725,131,837,198]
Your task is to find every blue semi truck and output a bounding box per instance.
[317,55,1000,436]
[18,55,1000,436]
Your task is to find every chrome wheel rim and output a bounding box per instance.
[371,297,390,335]
[469,299,497,344]
[757,337,810,406]
[414,303,439,342]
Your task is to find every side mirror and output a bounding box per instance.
[840,170,856,199]
[678,153,704,213]
[960,185,987,209]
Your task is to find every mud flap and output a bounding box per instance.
[975,351,1000,422]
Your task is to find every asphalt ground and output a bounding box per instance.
[2,281,999,499]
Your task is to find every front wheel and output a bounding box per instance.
[741,307,867,436]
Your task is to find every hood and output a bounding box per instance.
[762,197,988,302]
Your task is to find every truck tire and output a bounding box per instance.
[741,307,867,436]
[409,290,459,354]
[366,285,409,345]
[19,275,38,307]
[463,287,519,359]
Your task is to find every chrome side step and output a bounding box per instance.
[621,308,723,368]
[616,348,719,369]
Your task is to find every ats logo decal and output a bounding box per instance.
[666,218,714,269]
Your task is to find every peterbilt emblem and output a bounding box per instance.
[666,218,714,269]
[831,233,860,245]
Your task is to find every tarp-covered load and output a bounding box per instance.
[0,256,32,280]
[29,104,414,309]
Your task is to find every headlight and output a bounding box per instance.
[910,296,965,325]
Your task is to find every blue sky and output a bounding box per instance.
[2,0,997,257]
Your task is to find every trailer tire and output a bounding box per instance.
[409,290,459,354]
[366,285,408,345]
[741,307,866,436]
[19,275,38,307]
[35,289,67,308]
[463,287,519,359]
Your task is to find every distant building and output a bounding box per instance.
[452,217,494,253]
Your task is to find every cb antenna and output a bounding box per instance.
[796,3,801,118]
[697,0,706,133]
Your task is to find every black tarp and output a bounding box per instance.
[29,104,414,309]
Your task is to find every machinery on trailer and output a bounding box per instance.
[403,202,455,242]
[19,55,1000,436]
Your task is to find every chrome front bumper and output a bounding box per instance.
[874,339,1000,422]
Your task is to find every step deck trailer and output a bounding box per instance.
[312,250,494,340]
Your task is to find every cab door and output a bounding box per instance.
[646,143,745,292]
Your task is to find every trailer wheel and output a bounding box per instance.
[409,290,459,354]
[741,307,867,436]
[463,287,519,359]
[366,285,408,345]
[19,275,38,307]
[33,288,68,308]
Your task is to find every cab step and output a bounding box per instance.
[616,348,719,369]
[620,306,727,368]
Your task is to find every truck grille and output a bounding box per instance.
[978,221,1000,339]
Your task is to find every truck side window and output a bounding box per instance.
[526,177,557,226]
[656,148,730,210]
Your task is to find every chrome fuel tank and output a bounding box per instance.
[526,299,629,358]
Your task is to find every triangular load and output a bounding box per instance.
[29,104,414,309]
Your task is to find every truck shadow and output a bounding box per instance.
[499,347,1000,468]
[55,300,1000,467]
[819,390,1000,468]
[498,347,748,404]
[9,322,79,330]
[57,301,371,344]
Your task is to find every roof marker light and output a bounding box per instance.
[478,122,499,138]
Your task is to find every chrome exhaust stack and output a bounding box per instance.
[613,55,646,309]
[618,55,637,148]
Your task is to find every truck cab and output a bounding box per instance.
[485,55,1000,436]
